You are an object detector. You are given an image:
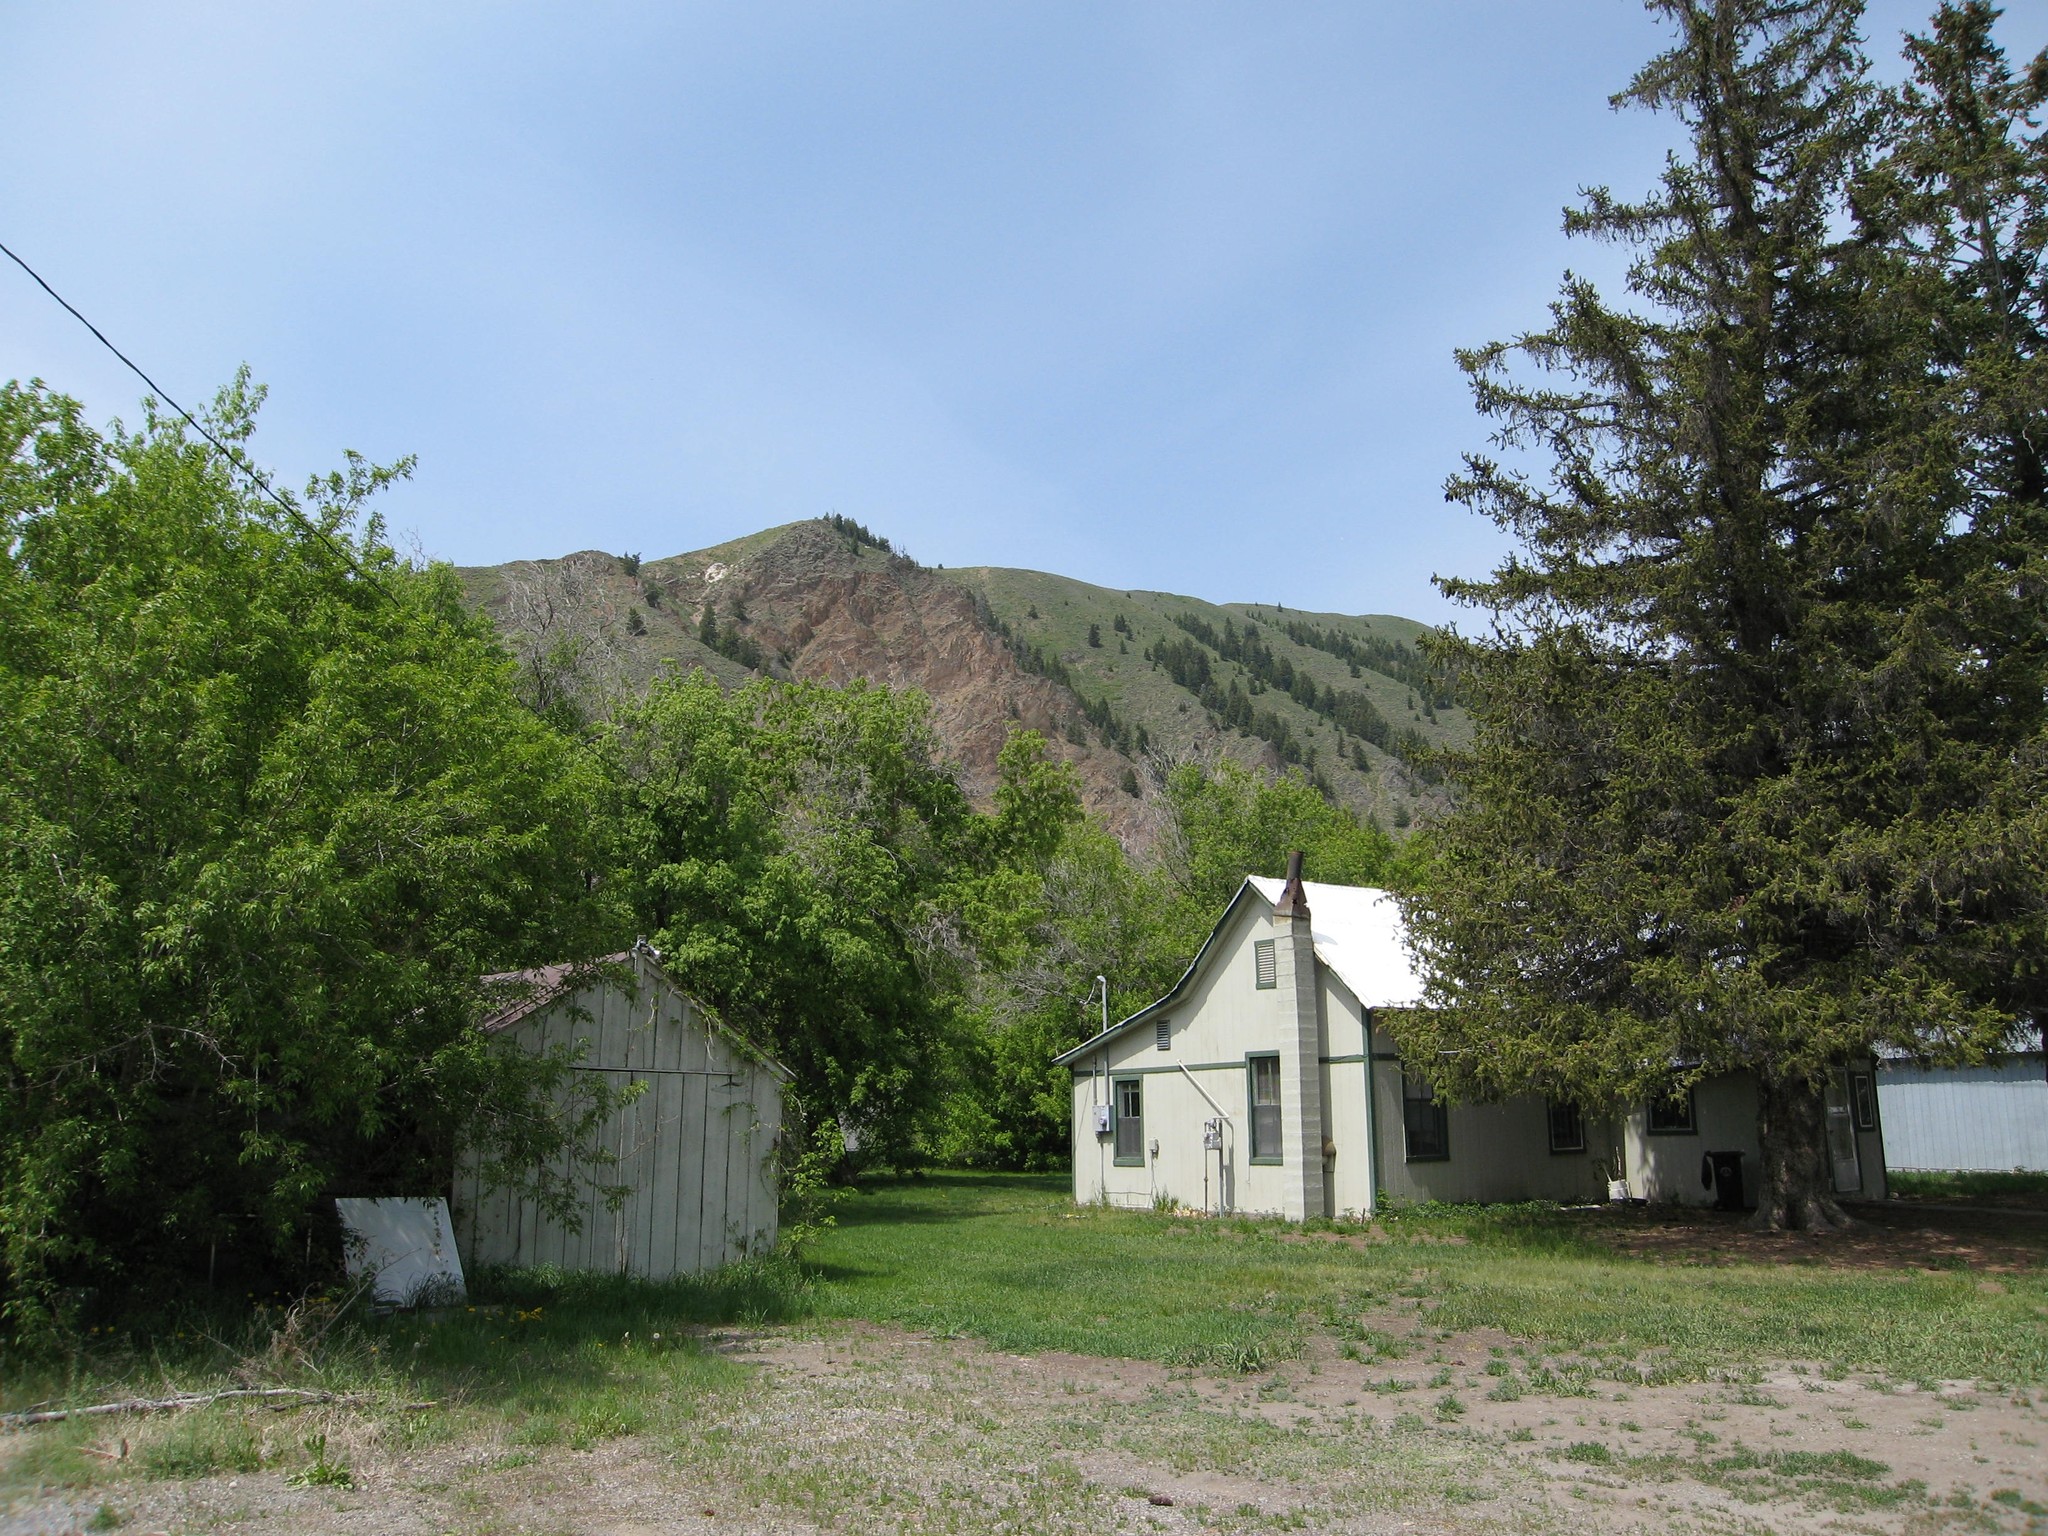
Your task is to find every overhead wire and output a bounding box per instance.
[1,237,398,605]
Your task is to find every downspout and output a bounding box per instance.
[1177,1063,1232,1123]
[1362,1007,1383,1218]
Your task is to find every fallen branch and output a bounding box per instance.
[1,1387,364,1429]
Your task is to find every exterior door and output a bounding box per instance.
[1824,1070,1862,1194]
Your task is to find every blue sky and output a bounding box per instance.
[6,3,2041,622]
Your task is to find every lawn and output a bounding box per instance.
[804,1173,2048,1387]
[5,1171,2045,1515]
[1889,1168,2048,1210]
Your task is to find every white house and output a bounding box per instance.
[1057,859,1887,1218]
[453,944,787,1276]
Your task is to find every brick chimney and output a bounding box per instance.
[1271,851,1325,1221]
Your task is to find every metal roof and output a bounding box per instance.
[1053,876,1423,1068]
[1244,877,1425,1011]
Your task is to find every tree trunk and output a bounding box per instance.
[1750,1072,1852,1231]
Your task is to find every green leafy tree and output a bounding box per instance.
[1158,758,1402,919]
[0,378,622,1332]
[608,671,984,1172]
[1399,0,2045,1229]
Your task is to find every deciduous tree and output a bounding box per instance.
[0,378,621,1332]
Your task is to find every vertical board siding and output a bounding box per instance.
[699,1080,733,1272]
[678,1068,710,1272]
[454,956,782,1277]
[1877,1057,2048,1172]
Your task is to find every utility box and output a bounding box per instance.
[1202,1117,1223,1150]
[1093,1103,1113,1136]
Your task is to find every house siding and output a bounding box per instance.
[1320,971,1374,1218]
[1624,1069,1887,1205]
[1070,896,1327,1216]
[1064,878,1884,1220]
[1367,1023,1611,1205]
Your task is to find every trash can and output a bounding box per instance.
[1706,1150,1746,1212]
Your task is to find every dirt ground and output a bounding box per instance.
[1582,1200,2048,1272]
[7,1310,2045,1536]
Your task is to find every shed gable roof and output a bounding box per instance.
[479,947,790,1080]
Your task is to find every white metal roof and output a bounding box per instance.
[1245,877,1424,1009]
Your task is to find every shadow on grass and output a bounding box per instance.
[824,1170,1070,1230]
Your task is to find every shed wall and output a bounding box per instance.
[454,959,780,1277]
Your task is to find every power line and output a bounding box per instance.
[1,238,397,605]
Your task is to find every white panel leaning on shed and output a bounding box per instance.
[453,942,789,1278]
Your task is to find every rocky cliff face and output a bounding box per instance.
[461,521,1161,842]
[458,518,1463,847]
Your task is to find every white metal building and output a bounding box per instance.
[454,945,786,1276]
[1058,862,1887,1217]
[1876,1031,2047,1172]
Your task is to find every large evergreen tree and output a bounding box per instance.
[1397,0,2046,1228]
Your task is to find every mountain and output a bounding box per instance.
[456,518,1467,843]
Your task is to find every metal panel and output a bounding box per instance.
[1877,1057,2048,1171]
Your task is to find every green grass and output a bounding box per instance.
[801,1172,2048,1386]
[1888,1169,2048,1207]
[0,1257,806,1499]
[8,1169,2046,1510]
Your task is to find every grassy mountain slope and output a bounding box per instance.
[457,519,1465,841]
[941,568,1466,828]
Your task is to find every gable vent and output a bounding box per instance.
[1254,938,1277,989]
[1155,1019,1171,1052]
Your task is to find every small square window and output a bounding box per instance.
[1403,1072,1449,1161]
[1155,1019,1171,1052]
[1248,1054,1282,1162]
[1647,1088,1697,1134]
[1254,939,1277,989]
[1849,1072,1876,1132]
[1547,1099,1586,1153]
[1114,1078,1144,1165]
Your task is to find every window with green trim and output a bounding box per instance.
[1546,1098,1586,1153]
[1402,1072,1449,1161]
[1248,1054,1282,1163]
[1647,1088,1697,1135]
[1113,1078,1144,1164]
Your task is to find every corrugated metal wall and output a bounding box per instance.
[1876,1054,2048,1172]
[454,956,782,1276]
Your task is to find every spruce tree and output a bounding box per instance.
[1397,0,2045,1229]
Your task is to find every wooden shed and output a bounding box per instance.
[453,944,786,1277]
